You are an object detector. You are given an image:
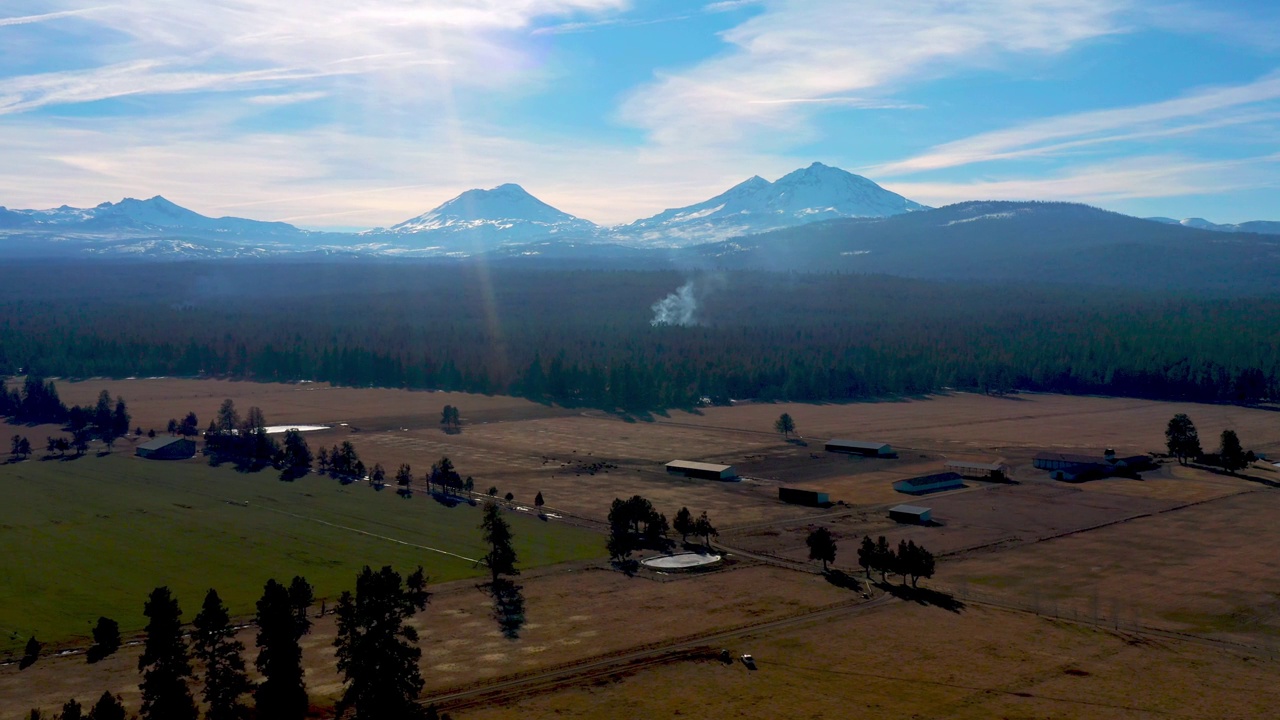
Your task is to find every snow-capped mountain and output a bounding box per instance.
[1146,216,1280,236]
[371,183,600,252]
[0,196,311,239]
[610,162,927,246]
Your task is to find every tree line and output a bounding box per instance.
[1164,413,1259,473]
[2,264,1279,414]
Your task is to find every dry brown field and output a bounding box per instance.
[457,601,1280,720]
[7,380,1280,718]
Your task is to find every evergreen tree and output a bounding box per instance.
[58,699,83,720]
[24,636,40,663]
[180,412,200,438]
[872,536,893,583]
[673,507,694,543]
[137,587,197,720]
[91,617,121,659]
[333,566,431,719]
[857,536,875,578]
[192,589,251,720]
[534,491,545,511]
[693,511,718,548]
[480,501,519,581]
[805,527,837,571]
[395,463,413,490]
[1219,429,1248,474]
[1165,413,1202,465]
[370,462,386,487]
[86,693,126,720]
[111,397,130,438]
[279,430,312,476]
[774,412,796,438]
[254,580,310,720]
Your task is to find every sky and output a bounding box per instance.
[0,0,1277,229]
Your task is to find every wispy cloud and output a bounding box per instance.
[0,1,626,114]
[0,8,105,28]
[243,91,330,106]
[622,0,1126,148]
[886,153,1280,206]
[747,97,924,109]
[875,72,1280,175]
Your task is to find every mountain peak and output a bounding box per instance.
[385,183,598,247]
[614,162,927,246]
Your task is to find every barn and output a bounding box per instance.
[889,505,932,525]
[136,436,196,460]
[778,487,830,506]
[893,472,964,495]
[944,460,1010,480]
[825,439,895,457]
[665,460,737,481]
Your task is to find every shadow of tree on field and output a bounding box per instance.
[486,579,526,640]
[878,582,966,613]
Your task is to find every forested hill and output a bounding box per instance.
[677,201,1280,295]
[1,263,1278,411]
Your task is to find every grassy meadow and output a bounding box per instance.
[0,452,600,654]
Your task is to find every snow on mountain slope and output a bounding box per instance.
[612,162,927,246]
[0,196,309,238]
[375,183,599,251]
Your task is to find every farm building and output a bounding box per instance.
[893,472,964,495]
[136,436,196,460]
[889,505,932,525]
[778,487,830,506]
[826,439,895,457]
[944,460,1009,480]
[1035,449,1153,482]
[665,460,737,481]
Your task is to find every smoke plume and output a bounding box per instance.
[651,274,726,327]
[651,281,699,326]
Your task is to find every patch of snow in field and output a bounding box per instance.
[263,425,329,434]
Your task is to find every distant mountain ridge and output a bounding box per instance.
[1145,216,1280,236]
[0,195,308,239]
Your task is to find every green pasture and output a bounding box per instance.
[0,452,600,654]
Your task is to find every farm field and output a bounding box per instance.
[0,452,599,655]
[456,601,1280,720]
[1,563,853,716]
[6,379,1280,718]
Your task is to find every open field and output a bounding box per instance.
[0,452,599,655]
[455,601,1280,720]
[2,564,853,717]
[7,380,1280,717]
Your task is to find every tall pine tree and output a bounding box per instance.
[137,587,197,720]
[334,566,431,719]
[192,589,251,720]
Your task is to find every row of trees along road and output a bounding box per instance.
[1164,413,1257,473]
[834,534,937,586]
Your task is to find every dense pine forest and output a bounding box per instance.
[1,262,1277,411]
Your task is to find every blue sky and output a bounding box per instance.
[0,0,1277,229]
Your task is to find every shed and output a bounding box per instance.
[889,505,932,525]
[893,472,964,495]
[778,487,830,507]
[826,439,895,457]
[136,436,196,460]
[944,460,1009,480]
[665,460,736,481]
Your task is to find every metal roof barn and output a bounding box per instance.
[665,460,737,480]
